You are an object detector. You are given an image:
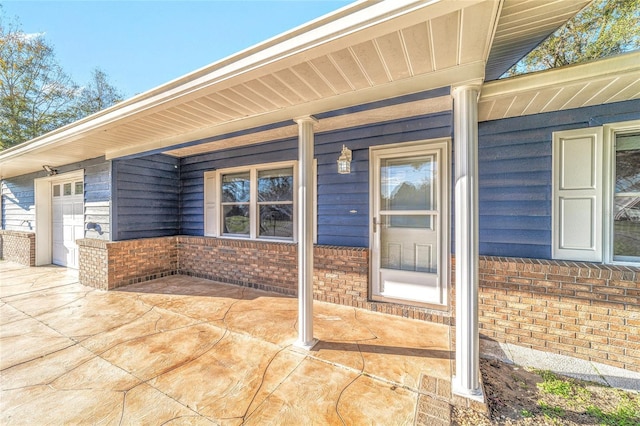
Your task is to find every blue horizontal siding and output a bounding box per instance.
[1,172,39,231]
[112,154,179,241]
[170,96,640,256]
[315,112,452,247]
[84,160,111,240]
[478,99,640,259]
[179,137,297,236]
[1,157,110,240]
[179,108,452,246]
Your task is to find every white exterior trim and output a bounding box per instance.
[34,178,52,266]
[603,119,640,265]
[209,161,297,241]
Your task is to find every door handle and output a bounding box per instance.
[373,216,378,233]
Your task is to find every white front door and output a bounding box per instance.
[371,140,449,306]
[52,180,84,268]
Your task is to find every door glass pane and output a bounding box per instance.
[380,156,435,211]
[222,205,250,235]
[75,181,83,195]
[259,205,293,238]
[614,133,640,260]
[380,215,436,273]
[388,215,432,229]
[63,183,72,196]
[53,185,60,197]
[222,172,250,203]
[258,168,293,202]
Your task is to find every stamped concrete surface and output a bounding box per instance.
[0,262,451,425]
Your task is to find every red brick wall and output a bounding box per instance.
[479,256,640,372]
[78,237,177,290]
[313,245,369,305]
[177,236,298,295]
[176,237,452,324]
[0,230,35,266]
[313,245,451,324]
[78,239,109,289]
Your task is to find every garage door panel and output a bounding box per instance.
[73,201,84,216]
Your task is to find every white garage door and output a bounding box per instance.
[52,180,84,268]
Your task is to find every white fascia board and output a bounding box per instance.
[2,0,471,166]
[480,51,640,100]
[106,60,486,160]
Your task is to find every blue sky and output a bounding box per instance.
[2,1,352,97]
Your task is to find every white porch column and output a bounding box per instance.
[452,85,483,401]
[294,116,318,350]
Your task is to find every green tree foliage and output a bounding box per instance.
[0,17,78,149]
[505,0,640,77]
[72,67,124,121]
[0,10,124,150]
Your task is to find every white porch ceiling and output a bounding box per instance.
[0,0,597,179]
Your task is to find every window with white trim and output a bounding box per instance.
[612,131,640,263]
[553,121,640,264]
[204,161,297,241]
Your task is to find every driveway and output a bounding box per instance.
[1,261,452,425]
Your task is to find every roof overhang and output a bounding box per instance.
[0,0,596,179]
[479,51,640,122]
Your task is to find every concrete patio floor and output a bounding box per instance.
[0,261,452,425]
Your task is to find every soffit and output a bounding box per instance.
[164,95,453,157]
[478,51,640,122]
[485,0,592,81]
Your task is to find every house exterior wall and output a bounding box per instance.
[7,95,640,373]
[0,157,111,263]
[84,159,112,241]
[1,171,38,232]
[476,99,640,373]
[478,99,640,259]
[1,170,39,264]
[178,236,298,294]
[77,237,177,290]
[479,257,639,372]
[112,154,180,241]
[177,90,452,247]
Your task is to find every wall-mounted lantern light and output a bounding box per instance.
[43,165,58,176]
[337,145,352,174]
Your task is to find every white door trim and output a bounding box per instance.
[34,169,84,266]
[369,138,450,307]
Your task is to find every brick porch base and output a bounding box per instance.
[0,230,35,266]
[76,236,640,373]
